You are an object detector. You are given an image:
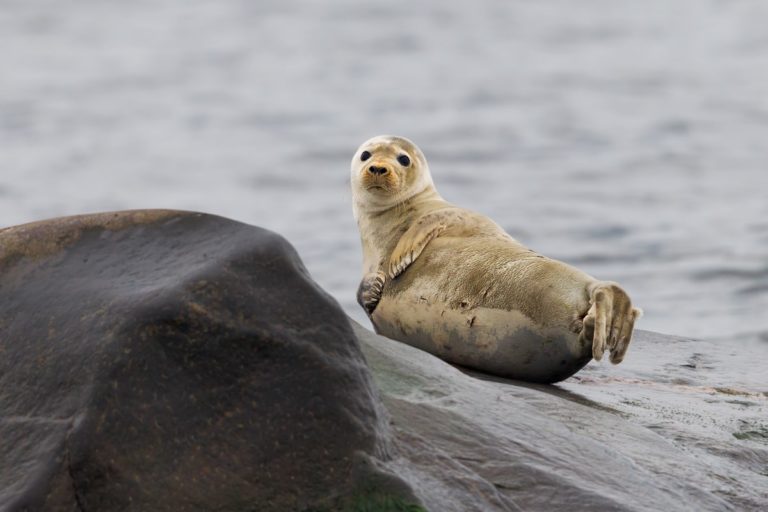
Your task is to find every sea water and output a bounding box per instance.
[1,0,767,350]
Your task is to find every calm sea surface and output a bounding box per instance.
[2,0,767,346]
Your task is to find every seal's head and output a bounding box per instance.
[351,135,435,215]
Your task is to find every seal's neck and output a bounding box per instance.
[354,185,447,272]
[354,184,442,222]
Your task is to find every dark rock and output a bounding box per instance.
[0,211,419,512]
[353,322,768,511]
[5,210,764,511]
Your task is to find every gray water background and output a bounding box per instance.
[2,0,767,347]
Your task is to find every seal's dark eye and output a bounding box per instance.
[397,154,411,167]
[360,151,371,162]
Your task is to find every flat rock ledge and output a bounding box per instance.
[1,211,765,511]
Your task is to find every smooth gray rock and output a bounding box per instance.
[353,323,768,511]
[0,211,418,512]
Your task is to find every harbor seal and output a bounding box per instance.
[352,135,641,383]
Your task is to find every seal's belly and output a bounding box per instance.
[371,299,591,383]
[370,239,594,383]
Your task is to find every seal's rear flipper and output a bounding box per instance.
[582,282,640,364]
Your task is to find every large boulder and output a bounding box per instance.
[3,210,765,511]
[0,211,419,511]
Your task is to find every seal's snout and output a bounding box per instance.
[368,165,389,175]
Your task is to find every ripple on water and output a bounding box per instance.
[577,224,631,240]
[565,251,647,266]
[426,149,508,164]
[737,283,768,296]
[693,265,768,281]
[244,174,305,189]
[300,148,352,163]
[238,111,331,129]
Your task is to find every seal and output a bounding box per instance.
[351,135,642,383]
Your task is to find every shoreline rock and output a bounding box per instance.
[0,210,420,511]
[1,210,765,511]
[354,322,767,511]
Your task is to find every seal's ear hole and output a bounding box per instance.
[397,154,411,167]
[360,151,372,162]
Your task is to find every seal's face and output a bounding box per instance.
[351,135,434,212]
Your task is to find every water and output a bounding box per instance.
[1,0,767,346]
[1,3,767,505]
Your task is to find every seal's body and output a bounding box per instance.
[352,135,641,383]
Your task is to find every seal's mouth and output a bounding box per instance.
[363,178,396,194]
[360,167,400,195]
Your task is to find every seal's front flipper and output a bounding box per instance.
[582,281,641,364]
[388,223,445,279]
[388,210,466,279]
[357,271,386,316]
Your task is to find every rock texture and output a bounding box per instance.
[354,322,768,511]
[2,210,765,511]
[0,211,418,512]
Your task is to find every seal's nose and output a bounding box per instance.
[368,165,388,175]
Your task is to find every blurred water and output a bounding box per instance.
[1,0,767,345]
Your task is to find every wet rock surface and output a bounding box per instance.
[2,210,765,511]
[0,211,416,511]
[355,323,768,511]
